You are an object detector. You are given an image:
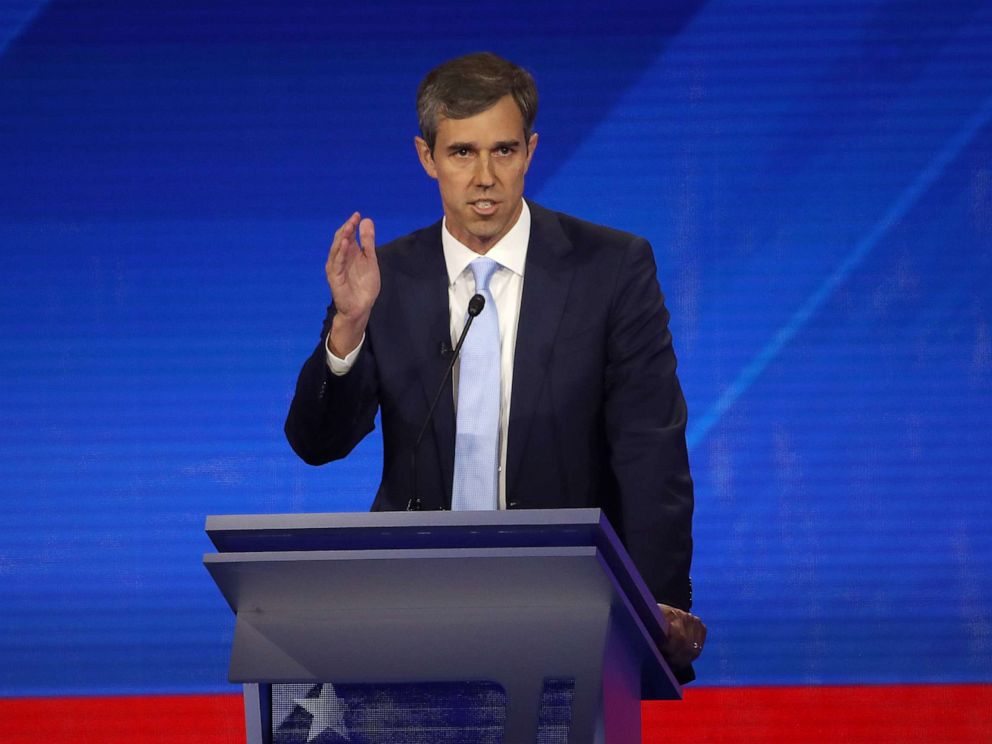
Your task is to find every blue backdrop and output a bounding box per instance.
[2,0,990,696]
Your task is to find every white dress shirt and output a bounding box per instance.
[326,201,531,509]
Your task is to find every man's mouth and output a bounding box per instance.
[470,199,497,215]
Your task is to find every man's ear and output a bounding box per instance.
[415,136,438,179]
[524,132,539,172]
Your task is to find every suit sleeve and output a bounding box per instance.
[284,304,379,465]
[604,238,694,611]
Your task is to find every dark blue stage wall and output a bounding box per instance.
[1,1,990,696]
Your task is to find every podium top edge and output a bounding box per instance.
[204,508,622,564]
[205,508,607,533]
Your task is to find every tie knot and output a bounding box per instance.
[470,257,500,292]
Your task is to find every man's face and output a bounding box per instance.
[416,95,538,254]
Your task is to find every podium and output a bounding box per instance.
[204,508,680,743]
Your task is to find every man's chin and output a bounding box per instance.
[449,203,520,251]
[456,216,501,245]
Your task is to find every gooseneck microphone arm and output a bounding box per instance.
[408,294,486,511]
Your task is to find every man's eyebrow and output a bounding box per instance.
[444,139,522,153]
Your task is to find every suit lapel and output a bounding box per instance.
[395,224,455,507]
[506,202,575,501]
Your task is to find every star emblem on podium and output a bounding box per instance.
[289,683,349,742]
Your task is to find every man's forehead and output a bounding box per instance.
[434,97,527,144]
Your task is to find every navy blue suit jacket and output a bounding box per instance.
[286,201,694,612]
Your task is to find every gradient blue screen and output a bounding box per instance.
[1,0,990,695]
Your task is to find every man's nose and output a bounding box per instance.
[474,153,495,187]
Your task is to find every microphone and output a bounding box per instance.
[466,293,485,318]
[408,294,486,511]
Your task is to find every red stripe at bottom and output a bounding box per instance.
[0,693,244,744]
[1,684,989,743]
[643,684,992,743]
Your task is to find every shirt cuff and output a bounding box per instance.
[325,333,365,376]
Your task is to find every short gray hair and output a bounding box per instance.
[416,52,538,152]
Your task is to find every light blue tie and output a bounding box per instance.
[451,258,501,511]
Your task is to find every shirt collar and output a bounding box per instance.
[441,200,530,285]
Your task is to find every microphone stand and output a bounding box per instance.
[408,294,485,511]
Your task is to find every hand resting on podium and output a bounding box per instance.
[659,604,706,669]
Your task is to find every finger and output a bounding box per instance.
[666,613,702,666]
[328,213,362,268]
[689,618,706,658]
[358,217,376,255]
[330,213,360,252]
[688,615,706,641]
[658,603,678,625]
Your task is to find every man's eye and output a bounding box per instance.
[456,148,471,157]
[496,146,513,156]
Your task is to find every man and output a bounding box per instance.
[286,52,705,677]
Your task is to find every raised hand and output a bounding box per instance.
[325,212,380,357]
